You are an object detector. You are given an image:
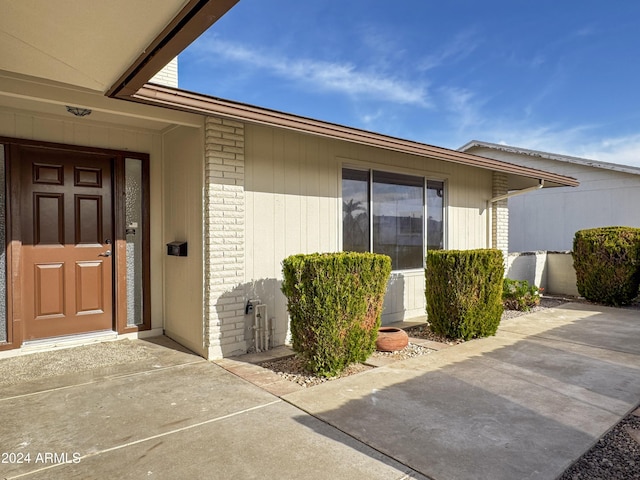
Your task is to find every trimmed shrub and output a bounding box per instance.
[425,249,504,340]
[572,227,640,306]
[503,278,542,311]
[281,252,391,377]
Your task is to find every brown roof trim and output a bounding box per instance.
[107,0,238,98]
[133,84,580,187]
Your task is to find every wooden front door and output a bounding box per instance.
[19,146,114,340]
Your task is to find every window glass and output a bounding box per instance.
[342,169,369,252]
[373,171,424,269]
[427,180,445,250]
[342,169,443,271]
[125,158,143,326]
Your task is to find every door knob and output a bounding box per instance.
[98,250,112,257]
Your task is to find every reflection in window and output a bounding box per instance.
[373,171,424,270]
[342,169,369,253]
[342,168,445,270]
[427,180,444,250]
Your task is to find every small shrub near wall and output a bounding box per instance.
[425,249,504,340]
[281,252,391,377]
[503,278,542,311]
[572,227,640,306]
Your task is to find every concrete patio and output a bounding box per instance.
[0,302,638,479]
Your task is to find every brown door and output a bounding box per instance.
[19,146,114,340]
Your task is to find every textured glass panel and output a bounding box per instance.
[373,171,424,270]
[125,158,143,326]
[0,146,5,342]
[342,169,369,252]
[427,180,445,250]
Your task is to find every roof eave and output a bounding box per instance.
[461,140,640,177]
[132,84,580,188]
[106,0,239,99]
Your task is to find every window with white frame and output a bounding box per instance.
[342,168,444,270]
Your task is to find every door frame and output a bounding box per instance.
[0,137,151,350]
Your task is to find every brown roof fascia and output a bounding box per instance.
[107,0,239,98]
[133,84,580,187]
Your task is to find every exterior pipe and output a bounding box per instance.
[489,179,544,204]
[254,307,260,351]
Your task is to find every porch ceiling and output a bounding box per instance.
[0,0,191,93]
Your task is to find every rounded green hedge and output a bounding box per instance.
[281,252,391,377]
[425,249,504,340]
[572,226,640,306]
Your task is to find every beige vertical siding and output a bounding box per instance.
[0,108,165,331]
[244,125,340,343]
[244,123,492,334]
[162,124,206,356]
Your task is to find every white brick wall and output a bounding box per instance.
[492,172,509,264]
[204,116,246,359]
[149,57,178,88]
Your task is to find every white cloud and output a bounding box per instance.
[579,134,640,168]
[418,29,480,71]
[439,86,489,132]
[192,37,431,107]
[359,109,384,126]
[466,122,640,168]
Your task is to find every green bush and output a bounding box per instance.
[281,252,392,377]
[572,226,640,306]
[425,249,504,340]
[502,278,542,311]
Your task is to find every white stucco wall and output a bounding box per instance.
[465,146,640,251]
[506,251,579,297]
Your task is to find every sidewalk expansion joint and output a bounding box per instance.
[3,400,282,480]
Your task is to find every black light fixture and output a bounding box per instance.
[65,105,92,117]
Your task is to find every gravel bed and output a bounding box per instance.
[559,407,640,480]
[259,355,373,387]
[259,343,435,388]
[259,297,570,388]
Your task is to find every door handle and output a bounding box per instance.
[98,250,112,257]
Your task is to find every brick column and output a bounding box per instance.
[492,172,509,265]
[204,116,246,359]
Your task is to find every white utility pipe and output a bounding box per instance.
[254,304,268,351]
[489,179,544,204]
[254,306,261,350]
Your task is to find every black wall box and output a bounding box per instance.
[167,241,188,257]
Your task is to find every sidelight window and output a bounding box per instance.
[125,158,144,327]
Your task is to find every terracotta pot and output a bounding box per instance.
[376,327,409,352]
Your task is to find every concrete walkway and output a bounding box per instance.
[283,302,640,479]
[0,302,638,479]
[0,337,424,480]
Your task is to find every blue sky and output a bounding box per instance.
[180,0,640,167]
